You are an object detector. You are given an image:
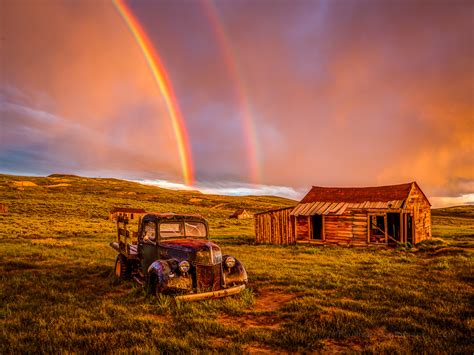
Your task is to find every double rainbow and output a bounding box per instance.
[201,0,261,184]
[113,0,194,186]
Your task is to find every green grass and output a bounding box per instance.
[0,174,473,353]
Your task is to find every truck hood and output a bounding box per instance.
[159,239,219,252]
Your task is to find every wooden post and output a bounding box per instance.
[367,215,371,243]
[308,216,312,240]
[322,215,326,241]
[400,213,404,243]
[384,214,388,244]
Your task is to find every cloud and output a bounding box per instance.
[137,179,302,200]
[1,0,472,201]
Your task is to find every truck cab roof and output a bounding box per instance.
[141,213,206,224]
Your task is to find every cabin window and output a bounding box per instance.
[131,213,134,219]
[143,222,157,242]
[369,214,386,243]
[160,222,184,238]
[184,222,207,238]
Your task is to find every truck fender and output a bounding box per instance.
[147,259,178,294]
[222,255,248,287]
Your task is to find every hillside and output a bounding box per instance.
[0,174,472,353]
[0,173,296,241]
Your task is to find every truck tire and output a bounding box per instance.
[115,254,130,280]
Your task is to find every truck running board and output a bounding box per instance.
[175,284,245,302]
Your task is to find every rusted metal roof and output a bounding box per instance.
[300,183,413,204]
[291,182,415,216]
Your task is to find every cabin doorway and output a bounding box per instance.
[311,215,323,240]
[387,213,401,246]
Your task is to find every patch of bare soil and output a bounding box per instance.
[12,181,37,187]
[218,289,297,331]
[219,313,281,330]
[253,289,296,313]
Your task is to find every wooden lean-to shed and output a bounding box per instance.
[255,182,431,246]
[255,207,296,244]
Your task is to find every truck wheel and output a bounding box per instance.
[115,255,130,280]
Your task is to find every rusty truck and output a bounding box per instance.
[110,212,248,301]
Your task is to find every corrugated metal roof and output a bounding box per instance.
[291,199,405,216]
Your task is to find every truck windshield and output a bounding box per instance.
[184,222,207,238]
[159,221,207,238]
[160,223,184,238]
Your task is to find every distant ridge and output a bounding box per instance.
[48,174,81,178]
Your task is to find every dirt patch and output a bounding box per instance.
[253,289,297,313]
[219,313,282,330]
[13,181,37,187]
[189,198,203,203]
[218,289,297,331]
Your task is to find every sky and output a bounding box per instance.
[1,0,473,207]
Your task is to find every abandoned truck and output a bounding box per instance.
[110,213,248,301]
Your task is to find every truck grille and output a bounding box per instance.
[196,264,222,292]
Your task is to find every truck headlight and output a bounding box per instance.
[179,260,190,273]
[225,256,236,268]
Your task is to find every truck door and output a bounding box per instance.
[138,221,158,275]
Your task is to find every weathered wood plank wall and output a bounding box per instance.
[324,212,368,246]
[404,184,431,243]
[255,207,295,244]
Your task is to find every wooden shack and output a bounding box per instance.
[255,182,431,246]
[109,207,146,221]
[229,209,253,219]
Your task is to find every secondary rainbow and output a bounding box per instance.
[201,0,261,184]
[113,0,194,186]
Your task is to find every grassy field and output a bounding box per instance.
[1,174,473,353]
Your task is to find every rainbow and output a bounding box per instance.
[200,0,261,184]
[113,0,194,186]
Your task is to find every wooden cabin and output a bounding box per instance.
[109,207,146,221]
[229,209,253,219]
[255,182,431,246]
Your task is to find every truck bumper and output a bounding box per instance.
[175,284,246,302]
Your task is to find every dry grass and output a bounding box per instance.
[0,173,472,353]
